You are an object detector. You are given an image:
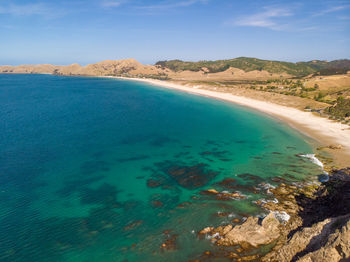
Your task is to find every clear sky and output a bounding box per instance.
[1,0,349,65]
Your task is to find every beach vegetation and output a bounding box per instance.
[326,97,350,120]
[315,92,326,101]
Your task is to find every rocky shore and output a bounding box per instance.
[197,168,350,261]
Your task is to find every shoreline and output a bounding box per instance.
[113,76,350,168]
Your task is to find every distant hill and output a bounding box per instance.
[300,59,350,76]
[0,59,169,79]
[156,57,350,77]
[1,57,349,79]
[301,59,350,70]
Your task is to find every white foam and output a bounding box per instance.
[211,232,220,238]
[259,183,276,193]
[206,232,220,240]
[273,211,290,223]
[271,198,279,204]
[300,154,324,168]
[300,153,329,180]
[228,213,235,218]
[256,198,278,205]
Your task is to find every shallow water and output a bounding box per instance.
[0,74,323,261]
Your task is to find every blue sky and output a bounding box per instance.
[0,0,349,65]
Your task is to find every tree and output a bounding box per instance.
[315,92,326,101]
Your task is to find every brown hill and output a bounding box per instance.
[0,64,60,74]
[0,59,168,78]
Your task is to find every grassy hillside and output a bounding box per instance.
[302,59,350,70]
[300,59,350,76]
[156,57,350,77]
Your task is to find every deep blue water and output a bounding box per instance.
[0,74,322,261]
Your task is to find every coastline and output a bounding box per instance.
[114,76,350,168]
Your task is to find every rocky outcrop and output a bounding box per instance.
[199,212,281,248]
[262,168,350,262]
[220,213,281,247]
[197,168,350,261]
[200,188,246,200]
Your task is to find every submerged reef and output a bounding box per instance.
[154,161,219,189]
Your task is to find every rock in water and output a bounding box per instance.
[198,227,214,235]
[205,213,281,248]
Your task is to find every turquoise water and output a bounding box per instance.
[0,74,322,261]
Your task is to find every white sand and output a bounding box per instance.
[115,77,350,157]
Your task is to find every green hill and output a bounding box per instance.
[156,57,350,77]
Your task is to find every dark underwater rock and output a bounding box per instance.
[160,230,178,251]
[155,161,219,189]
[149,193,179,209]
[146,179,162,188]
[215,177,259,194]
[123,220,143,231]
[80,183,119,207]
[199,150,229,159]
[218,178,237,186]
[150,200,164,208]
[237,173,264,184]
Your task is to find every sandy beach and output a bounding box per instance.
[115,77,350,168]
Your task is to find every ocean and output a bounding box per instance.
[0,74,323,261]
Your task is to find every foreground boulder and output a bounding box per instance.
[199,212,281,248]
[217,213,280,247]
